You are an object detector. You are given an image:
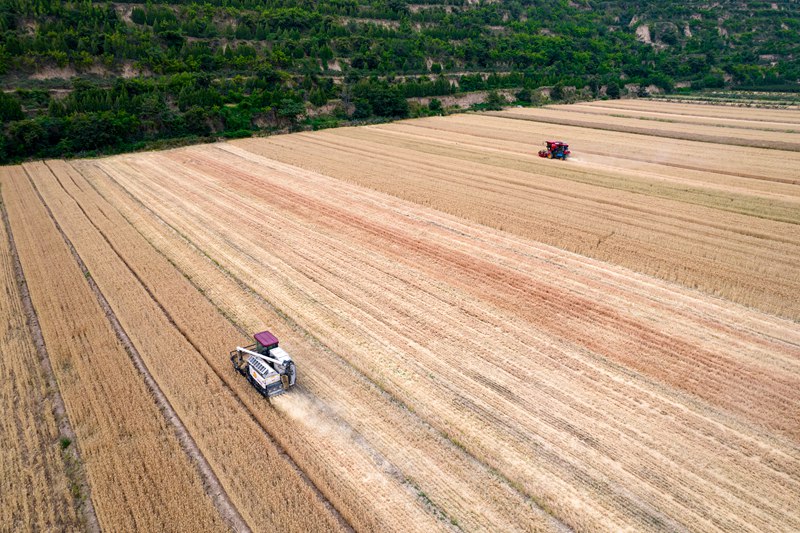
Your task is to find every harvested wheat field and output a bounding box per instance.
[1,100,799,532]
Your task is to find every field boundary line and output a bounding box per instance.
[0,182,100,533]
[51,162,355,533]
[88,159,572,532]
[25,164,251,533]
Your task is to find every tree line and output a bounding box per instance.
[1,0,797,162]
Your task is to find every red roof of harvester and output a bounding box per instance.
[254,330,279,347]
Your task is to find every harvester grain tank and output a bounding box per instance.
[538,141,570,160]
[231,330,297,397]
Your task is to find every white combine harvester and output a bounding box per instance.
[231,330,297,397]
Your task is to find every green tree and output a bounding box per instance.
[484,90,506,110]
[515,87,532,104]
[352,98,373,119]
[0,92,24,121]
[353,81,408,118]
[183,106,211,136]
[63,112,138,152]
[277,98,306,125]
[6,119,47,156]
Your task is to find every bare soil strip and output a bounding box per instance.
[0,164,227,532]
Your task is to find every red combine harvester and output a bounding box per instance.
[538,141,570,160]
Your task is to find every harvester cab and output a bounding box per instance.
[538,141,570,160]
[231,330,297,398]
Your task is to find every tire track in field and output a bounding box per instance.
[24,164,251,533]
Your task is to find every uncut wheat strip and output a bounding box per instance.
[0,196,81,532]
[404,114,800,183]
[112,147,800,532]
[560,103,800,132]
[78,161,446,533]
[99,155,643,532]
[0,165,226,532]
[78,159,563,533]
[584,99,800,123]
[159,145,800,524]
[361,123,800,204]
[36,160,343,533]
[235,134,800,319]
[486,108,800,151]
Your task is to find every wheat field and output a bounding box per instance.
[2,100,799,532]
[0,166,227,532]
[0,190,81,531]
